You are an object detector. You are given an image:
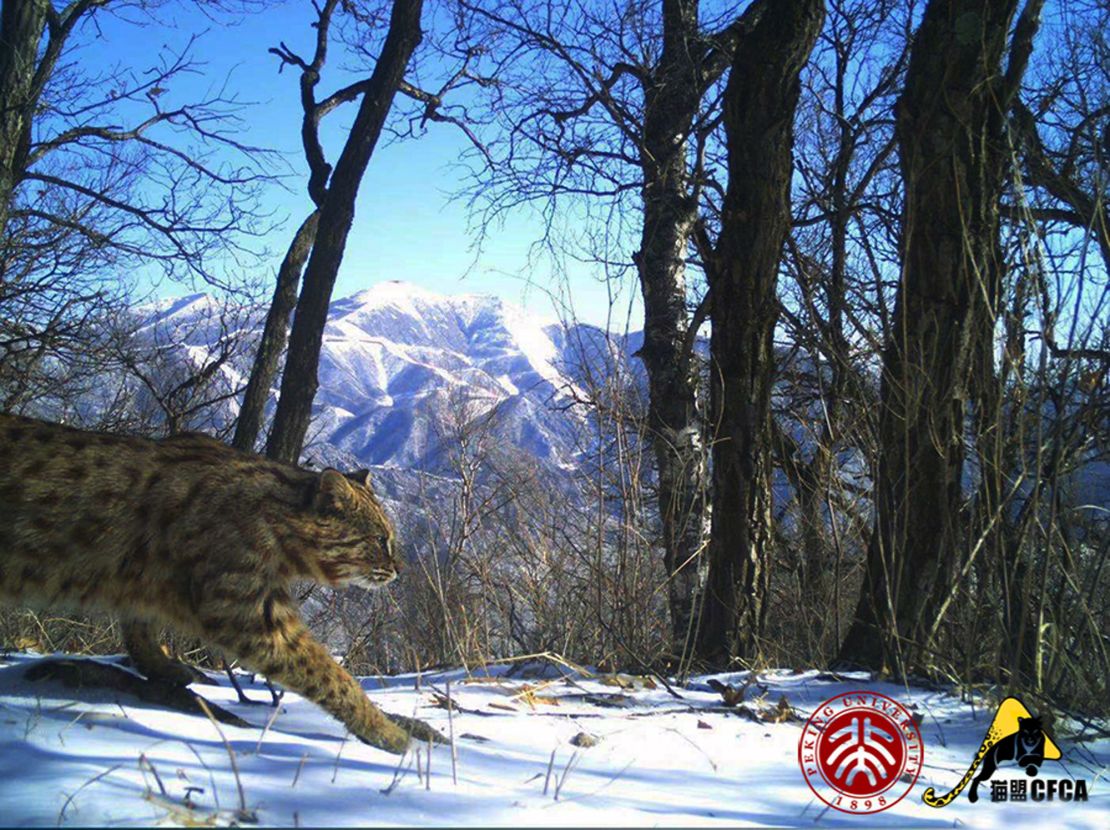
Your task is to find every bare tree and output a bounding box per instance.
[463,0,777,648]
[1008,0,1109,273]
[692,0,824,663]
[232,210,319,452]
[772,0,910,663]
[109,300,251,438]
[839,0,1045,674]
[235,0,482,455]
[0,0,271,414]
[242,0,423,465]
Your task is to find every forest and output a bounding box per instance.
[0,0,1107,790]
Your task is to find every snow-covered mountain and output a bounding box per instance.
[140,281,629,474]
[107,281,1110,526]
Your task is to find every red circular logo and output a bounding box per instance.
[798,691,923,814]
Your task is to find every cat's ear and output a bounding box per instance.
[343,468,372,488]
[312,468,352,514]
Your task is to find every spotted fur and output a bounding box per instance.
[0,413,412,753]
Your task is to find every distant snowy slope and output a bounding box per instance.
[97,281,1110,524]
[141,281,614,473]
[309,282,588,470]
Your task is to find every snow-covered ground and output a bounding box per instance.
[0,653,1105,827]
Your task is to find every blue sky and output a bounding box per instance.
[78,1,642,330]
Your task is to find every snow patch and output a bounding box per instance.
[1,653,1105,827]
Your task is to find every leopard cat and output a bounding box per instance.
[0,413,422,754]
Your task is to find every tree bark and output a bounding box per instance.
[232,210,319,452]
[839,0,1032,673]
[695,0,824,663]
[266,0,423,464]
[636,0,708,651]
[0,0,48,238]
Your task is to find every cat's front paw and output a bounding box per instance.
[388,712,448,745]
[355,718,411,754]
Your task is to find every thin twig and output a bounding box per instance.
[138,753,168,797]
[56,709,87,746]
[58,762,125,824]
[195,697,252,822]
[184,741,222,811]
[544,758,637,806]
[542,747,556,796]
[380,745,411,795]
[291,752,308,789]
[254,701,283,754]
[446,680,458,786]
[554,750,580,801]
[331,733,348,784]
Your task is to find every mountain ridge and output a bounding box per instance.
[142,280,622,474]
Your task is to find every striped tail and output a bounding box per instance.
[922,740,990,808]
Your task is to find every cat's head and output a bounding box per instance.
[307,468,402,589]
[1017,716,1044,737]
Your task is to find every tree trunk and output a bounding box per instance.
[695,0,823,663]
[637,188,704,651]
[266,0,423,464]
[0,0,48,237]
[839,0,1031,673]
[635,0,709,650]
[232,210,319,452]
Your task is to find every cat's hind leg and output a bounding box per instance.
[121,618,212,686]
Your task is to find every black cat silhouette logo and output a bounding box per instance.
[923,696,1087,807]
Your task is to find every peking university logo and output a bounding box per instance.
[798,691,923,814]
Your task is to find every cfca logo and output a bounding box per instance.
[798,691,923,814]
[923,696,1089,807]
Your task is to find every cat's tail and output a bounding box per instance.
[922,739,991,808]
